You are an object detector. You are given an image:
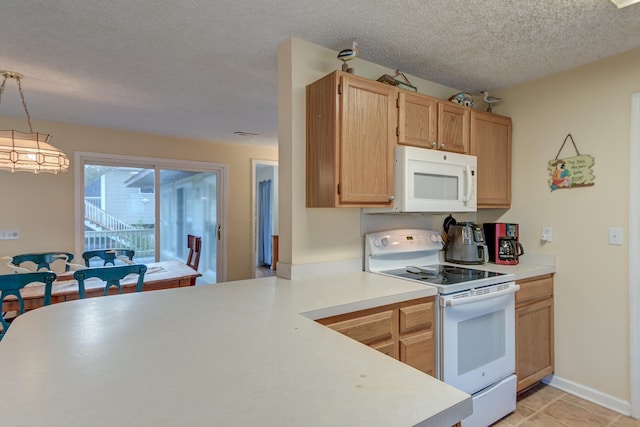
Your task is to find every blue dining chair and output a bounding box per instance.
[0,271,57,341]
[82,249,135,267]
[73,264,147,299]
[12,252,74,272]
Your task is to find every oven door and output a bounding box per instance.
[440,282,518,394]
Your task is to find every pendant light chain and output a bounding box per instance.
[15,76,34,133]
[0,73,7,105]
[0,72,34,133]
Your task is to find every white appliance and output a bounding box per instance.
[365,145,477,213]
[365,229,518,427]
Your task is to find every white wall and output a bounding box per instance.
[487,48,640,409]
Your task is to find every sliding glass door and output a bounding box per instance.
[157,169,218,282]
[76,153,225,283]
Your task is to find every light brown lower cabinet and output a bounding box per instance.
[516,274,555,393]
[317,297,435,376]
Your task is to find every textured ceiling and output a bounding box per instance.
[1,0,640,148]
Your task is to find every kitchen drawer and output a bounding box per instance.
[320,309,396,346]
[516,274,553,305]
[399,299,434,334]
[317,297,434,375]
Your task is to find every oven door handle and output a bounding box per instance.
[442,284,520,307]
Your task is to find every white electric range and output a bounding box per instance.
[364,228,519,427]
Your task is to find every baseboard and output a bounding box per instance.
[542,374,631,416]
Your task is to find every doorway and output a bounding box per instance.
[251,159,278,278]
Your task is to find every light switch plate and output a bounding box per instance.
[608,227,623,245]
[0,229,20,240]
[541,226,552,242]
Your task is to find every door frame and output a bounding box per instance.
[74,151,228,282]
[630,92,640,418]
[251,159,278,277]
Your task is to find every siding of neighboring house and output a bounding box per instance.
[102,168,155,227]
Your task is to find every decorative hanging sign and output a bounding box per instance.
[548,133,595,191]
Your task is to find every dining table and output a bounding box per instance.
[1,260,201,312]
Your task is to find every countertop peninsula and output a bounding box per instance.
[0,271,472,427]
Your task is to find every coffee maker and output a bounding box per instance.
[483,223,525,265]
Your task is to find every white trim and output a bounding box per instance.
[630,92,640,418]
[251,159,278,278]
[74,151,228,282]
[543,375,631,416]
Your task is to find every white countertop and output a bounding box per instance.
[0,271,471,427]
[439,252,557,282]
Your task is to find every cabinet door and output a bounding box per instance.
[470,111,512,208]
[339,74,396,205]
[437,101,470,153]
[398,91,438,149]
[400,331,435,376]
[516,297,554,392]
[399,298,435,376]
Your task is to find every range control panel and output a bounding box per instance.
[365,229,444,256]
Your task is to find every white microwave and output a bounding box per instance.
[366,146,477,213]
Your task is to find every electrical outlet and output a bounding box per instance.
[608,227,623,245]
[0,229,20,240]
[541,226,552,242]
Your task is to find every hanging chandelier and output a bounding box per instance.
[0,70,69,174]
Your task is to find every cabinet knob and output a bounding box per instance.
[440,143,445,149]
[430,141,436,148]
[389,195,395,201]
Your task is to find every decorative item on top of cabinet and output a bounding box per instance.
[398,91,470,153]
[317,297,436,376]
[306,71,396,208]
[377,70,417,92]
[470,110,512,208]
[481,91,502,112]
[448,92,473,108]
[337,41,359,74]
[515,274,554,393]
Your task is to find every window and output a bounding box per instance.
[74,152,226,283]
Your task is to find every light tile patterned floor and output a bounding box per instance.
[491,383,640,427]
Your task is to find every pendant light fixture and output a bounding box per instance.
[0,70,69,174]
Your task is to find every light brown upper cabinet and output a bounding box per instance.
[437,101,471,153]
[397,92,437,148]
[398,91,470,154]
[306,71,396,207]
[470,110,512,208]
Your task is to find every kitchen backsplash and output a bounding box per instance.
[360,212,479,236]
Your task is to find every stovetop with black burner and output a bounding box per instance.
[379,264,504,294]
[380,264,505,289]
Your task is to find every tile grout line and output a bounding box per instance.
[516,392,568,426]
[605,413,622,427]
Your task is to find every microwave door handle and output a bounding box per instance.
[463,165,472,202]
